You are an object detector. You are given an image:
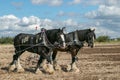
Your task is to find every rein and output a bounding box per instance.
[15,43,46,54]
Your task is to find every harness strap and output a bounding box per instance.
[41,29,55,49]
[73,30,79,45]
[30,36,34,44]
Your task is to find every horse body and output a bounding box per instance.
[9,28,66,74]
[52,28,96,72]
[14,33,40,53]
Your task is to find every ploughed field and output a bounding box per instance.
[0,44,120,80]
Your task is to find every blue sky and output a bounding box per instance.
[0,0,120,38]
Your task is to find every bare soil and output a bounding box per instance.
[0,44,120,80]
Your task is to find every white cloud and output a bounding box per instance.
[18,16,41,27]
[0,15,19,30]
[57,11,81,18]
[85,4,120,24]
[99,5,120,17]
[63,19,78,26]
[0,15,58,37]
[11,2,23,9]
[82,0,104,6]
[85,3,120,38]
[0,15,41,36]
[68,0,81,5]
[0,15,79,37]
[0,14,120,38]
[95,26,118,37]
[40,18,54,29]
[104,0,120,7]
[85,5,120,19]
[31,0,120,7]
[57,11,65,16]
[50,0,63,6]
[80,0,120,6]
[31,0,63,6]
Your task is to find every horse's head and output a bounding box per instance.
[55,27,66,48]
[86,28,96,48]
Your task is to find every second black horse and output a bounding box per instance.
[52,28,96,72]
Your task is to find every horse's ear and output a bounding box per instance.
[92,28,95,31]
[62,27,66,33]
[90,28,95,32]
[62,27,66,31]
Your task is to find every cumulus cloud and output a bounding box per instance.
[81,0,120,6]
[0,15,19,30]
[30,0,119,38]
[57,11,65,16]
[0,14,120,38]
[68,0,81,5]
[0,14,83,37]
[57,11,81,19]
[86,5,120,19]
[31,0,63,6]
[0,15,75,37]
[103,0,120,7]
[85,2,120,38]
[0,15,41,37]
[63,19,78,26]
[18,16,41,27]
[11,2,23,9]
[30,0,120,7]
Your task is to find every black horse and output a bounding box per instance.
[52,28,96,72]
[8,28,66,74]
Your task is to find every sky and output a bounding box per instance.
[0,0,120,38]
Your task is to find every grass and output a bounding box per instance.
[95,41,120,45]
[0,40,120,46]
[0,44,13,46]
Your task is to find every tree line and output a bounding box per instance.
[0,37,13,44]
[95,36,120,42]
[0,36,120,44]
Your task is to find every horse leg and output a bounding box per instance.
[52,50,57,63]
[70,56,79,72]
[70,48,79,72]
[16,57,25,73]
[43,50,54,74]
[35,55,44,74]
[65,46,79,72]
[8,54,17,72]
[9,50,24,72]
[52,50,61,71]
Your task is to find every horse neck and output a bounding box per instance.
[65,32,74,42]
[77,30,88,42]
[66,31,86,42]
[45,30,58,44]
